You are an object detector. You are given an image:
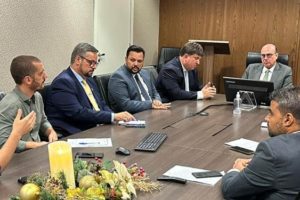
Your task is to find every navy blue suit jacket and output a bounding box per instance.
[46,67,112,135]
[156,57,201,102]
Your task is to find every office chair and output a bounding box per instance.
[296,193,300,200]
[143,65,158,82]
[157,47,180,72]
[246,52,289,67]
[93,73,112,107]
[0,92,5,101]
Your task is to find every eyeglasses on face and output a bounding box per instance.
[80,56,99,67]
[261,53,276,58]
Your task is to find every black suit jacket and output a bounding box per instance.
[155,57,200,102]
[46,67,112,135]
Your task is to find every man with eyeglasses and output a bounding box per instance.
[242,44,293,90]
[46,43,135,136]
[156,42,216,102]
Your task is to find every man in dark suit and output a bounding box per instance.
[46,43,135,136]
[242,44,293,90]
[108,45,170,113]
[155,42,216,102]
[222,87,300,200]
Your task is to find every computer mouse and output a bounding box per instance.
[115,147,131,156]
[199,111,209,116]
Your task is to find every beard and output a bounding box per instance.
[80,63,94,77]
[268,123,285,137]
[129,66,141,74]
[30,78,44,91]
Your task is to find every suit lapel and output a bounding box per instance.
[66,68,96,110]
[270,63,280,82]
[254,65,263,80]
[123,65,142,100]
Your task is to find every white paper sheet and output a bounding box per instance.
[67,138,112,148]
[261,121,268,128]
[118,120,146,125]
[225,138,258,152]
[163,165,224,186]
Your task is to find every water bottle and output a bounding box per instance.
[233,92,242,115]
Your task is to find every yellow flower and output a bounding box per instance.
[100,170,115,188]
[86,187,105,198]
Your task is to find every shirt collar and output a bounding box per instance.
[263,63,276,73]
[13,86,35,104]
[70,67,85,83]
[180,60,188,72]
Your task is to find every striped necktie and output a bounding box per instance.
[82,80,100,111]
[135,75,150,101]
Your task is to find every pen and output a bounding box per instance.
[212,123,233,136]
[79,142,103,145]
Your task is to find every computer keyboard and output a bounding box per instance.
[135,132,167,152]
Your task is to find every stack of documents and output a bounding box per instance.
[163,165,224,186]
[225,138,258,152]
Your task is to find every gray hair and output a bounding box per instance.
[270,87,300,120]
[179,42,204,57]
[70,43,98,64]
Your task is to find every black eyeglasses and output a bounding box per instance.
[261,53,276,58]
[80,56,99,67]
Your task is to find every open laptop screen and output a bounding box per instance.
[223,77,274,106]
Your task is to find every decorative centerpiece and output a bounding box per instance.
[10,142,160,200]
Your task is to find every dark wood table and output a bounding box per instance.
[0,95,269,199]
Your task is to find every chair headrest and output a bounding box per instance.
[246,52,289,67]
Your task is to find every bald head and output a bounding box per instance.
[260,44,278,68]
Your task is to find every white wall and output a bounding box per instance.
[93,0,133,75]
[133,0,160,66]
[93,0,160,74]
[0,0,160,90]
[0,0,94,91]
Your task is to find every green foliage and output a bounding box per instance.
[73,158,88,182]
[40,190,57,200]
[57,172,68,189]
[27,173,47,187]
[9,196,20,200]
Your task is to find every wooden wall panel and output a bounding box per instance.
[159,0,300,92]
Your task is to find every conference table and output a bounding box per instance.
[0,94,270,199]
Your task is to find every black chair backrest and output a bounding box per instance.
[246,52,289,67]
[143,65,158,82]
[157,47,180,72]
[0,92,5,101]
[93,73,112,107]
[295,192,300,200]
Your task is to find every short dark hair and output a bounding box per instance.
[270,87,300,120]
[126,45,145,58]
[179,42,204,57]
[70,43,98,64]
[10,55,41,84]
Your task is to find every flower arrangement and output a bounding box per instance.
[10,158,161,200]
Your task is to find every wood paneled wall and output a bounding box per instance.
[159,0,300,92]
